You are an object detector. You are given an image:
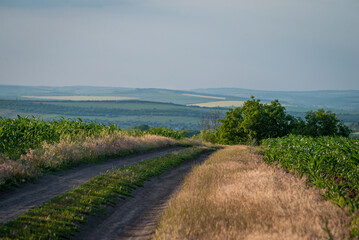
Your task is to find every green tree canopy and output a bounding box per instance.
[214,97,350,145]
[217,97,295,144]
[302,109,351,137]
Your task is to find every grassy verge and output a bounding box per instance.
[0,146,214,240]
[1,134,176,190]
[154,146,351,239]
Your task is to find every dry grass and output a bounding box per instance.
[154,145,351,240]
[187,101,245,108]
[0,133,175,189]
[0,156,40,186]
[20,133,175,169]
[182,93,226,100]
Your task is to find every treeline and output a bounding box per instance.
[201,97,351,144]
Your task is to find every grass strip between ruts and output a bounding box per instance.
[0,146,214,240]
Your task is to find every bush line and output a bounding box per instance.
[0,146,213,240]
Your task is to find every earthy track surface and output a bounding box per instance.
[73,151,213,240]
[0,147,183,225]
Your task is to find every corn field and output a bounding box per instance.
[0,116,118,160]
[0,116,187,161]
[0,116,180,190]
[261,135,359,236]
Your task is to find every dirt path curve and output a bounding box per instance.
[73,151,213,240]
[0,146,184,225]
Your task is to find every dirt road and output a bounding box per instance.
[73,152,212,240]
[0,147,183,224]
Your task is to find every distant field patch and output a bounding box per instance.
[188,101,245,108]
[182,93,225,100]
[22,96,138,101]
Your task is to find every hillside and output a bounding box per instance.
[192,88,359,112]
[1,85,358,128]
[0,85,244,106]
[0,99,223,129]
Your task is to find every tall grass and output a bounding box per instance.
[20,132,176,171]
[0,156,39,187]
[0,116,185,161]
[0,116,118,160]
[261,135,359,237]
[154,146,351,239]
[0,116,185,189]
[0,119,180,191]
[0,132,175,190]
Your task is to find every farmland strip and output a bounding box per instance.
[0,146,183,225]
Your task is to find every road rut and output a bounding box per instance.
[73,151,213,240]
[0,147,183,224]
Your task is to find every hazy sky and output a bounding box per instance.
[0,0,358,91]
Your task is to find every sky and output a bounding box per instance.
[0,0,358,91]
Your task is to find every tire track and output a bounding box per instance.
[73,151,213,240]
[0,146,184,224]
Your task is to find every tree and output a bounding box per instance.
[207,97,351,145]
[217,97,294,144]
[302,109,350,137]
[216,107,246,144]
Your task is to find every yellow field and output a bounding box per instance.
[22,96,138,101]
[182,93,225,100]
[187,100,244,107]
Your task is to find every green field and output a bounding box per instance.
[0,100,223,129]
[0,85,358,130]
[0,85,243,105]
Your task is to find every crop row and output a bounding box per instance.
[0,146,212,240]
[0,116,118,160]
[129,127,185,140]
[261,135,359,237]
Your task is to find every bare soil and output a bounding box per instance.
[0,147,183,225]
[72,152,213,240]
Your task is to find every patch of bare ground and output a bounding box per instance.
[0,146,183,225]
[154,145,351,240]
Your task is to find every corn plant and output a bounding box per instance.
[261,135,359,236]
[0,116,120,160]
[144,127,185,140]
[127,127,185,140]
